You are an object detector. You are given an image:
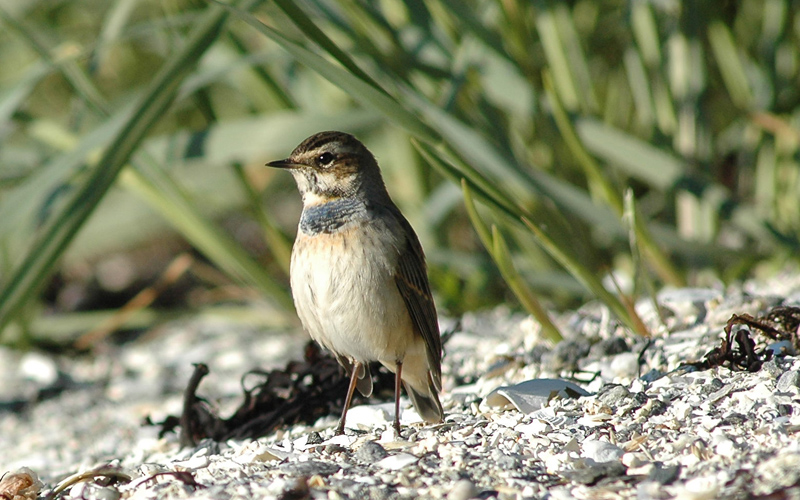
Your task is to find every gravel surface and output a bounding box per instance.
[4,272,800,499]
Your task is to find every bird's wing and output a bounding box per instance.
[393,214,442,391]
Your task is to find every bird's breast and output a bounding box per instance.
[289,205,414,363]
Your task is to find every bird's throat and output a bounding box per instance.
[300,197,367,235]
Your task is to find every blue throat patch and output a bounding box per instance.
[300,198,366,234]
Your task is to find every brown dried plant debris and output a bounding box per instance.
[687,306,800,373]
[0,468,43,500]
[156,342,396,445]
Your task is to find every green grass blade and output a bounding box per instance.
[462,181,561,342]
[231,164,292,276]
[439,0,508,60]
[631,2,661,66]
[623,47,655,131]
[120,165,293,310]
[624,188,666,329]
[413,139,524,221]
[545,72,684,285]
[226,31,296,109]
[535,4,579,111]
[490,226,563,343]
[553,3,598,113]
[0,5,109,115]
[0,62,50,125]
[271,0,384,92]
[544,71,622,212]
[224,4,436,140]
[0,2,247,334]
[0,110,129,247]
[575,118,684,191]
[407,91,625,237]
[521,217,648,336]
[708,21,754,110]
[460,179,495,249]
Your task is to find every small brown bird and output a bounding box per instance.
[267,131,443,434]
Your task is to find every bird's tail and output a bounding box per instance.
[404,379,443,423]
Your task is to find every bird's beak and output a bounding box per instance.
[266,158,300,169]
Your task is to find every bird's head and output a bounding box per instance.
[268,131,387,205]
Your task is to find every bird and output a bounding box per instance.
[267,131,443,434]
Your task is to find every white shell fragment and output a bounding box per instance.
[484,378,590,413]
[375,453,418,470]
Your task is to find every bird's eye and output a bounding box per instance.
[317,152,335,166]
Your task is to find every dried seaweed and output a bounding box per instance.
[157,342,395,445]
[685,306,800,373]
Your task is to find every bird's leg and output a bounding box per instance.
[336,361,362,435]
[393,360,403,434]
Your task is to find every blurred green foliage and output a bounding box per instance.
[1,0,799,344]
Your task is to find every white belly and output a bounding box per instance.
[290,221,414,365]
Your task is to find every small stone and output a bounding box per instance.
[90,486,121,500]
[542,339,591,372]
[279,461,340,477]
[375,453,418,470]
[590,337,630,357]
[447,479,479,500]
[495,453,522,470]
[676,475,720,499]
[609,352,640,378]
[626,462,655,476]
[647,463,680,485]
[714,438,736,457]
[20,353,59,386]
[644,399,668,417]
[449,392,480,407]
[306,432,323,445]
[525,344,551,364]
[325,444,347,454]
[563,460,626,485]
[171,455,209,469]
[192,439,220,457]
[699,378,725,395]
[597,384,631,407]
[631,392,649,406]
[640,369,664,383]
[280,478,310,499]
[762,359,784,378]
[621,453,648,468]
[719,413,746,427]
[582,440,624,463]
[356,441,388,463]
[777,371,800,392]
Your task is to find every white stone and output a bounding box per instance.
[675,476,720,500]
[581,440,624,463]
[375,453,418,470]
